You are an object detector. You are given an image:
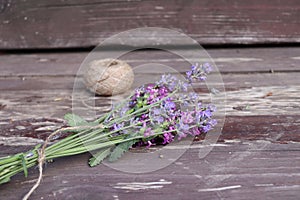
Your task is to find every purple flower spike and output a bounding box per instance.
[144,128,154,137]
[181,111,194,124]
[106,62,216,149]
[202,63,212,74]
[164,100,176,110]
[192,127,201,136]
[186,63,212,83]
[202,124,212,133]
[162,132,174,144]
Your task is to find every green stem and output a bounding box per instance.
[0,89,182,184]
[45,129,102,155]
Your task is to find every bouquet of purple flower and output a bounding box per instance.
[0,63,216,195]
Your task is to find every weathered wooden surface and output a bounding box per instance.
[0,0,300,49]
[1,141,300,200]
[1,48,300,76]
[0,83,300,120]
[0,47,300,199]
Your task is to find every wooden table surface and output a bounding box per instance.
[1,0,300,49]
[0,47,299,200]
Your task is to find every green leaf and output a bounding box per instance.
[126,108,135,115]
[108,139,138,162]
[64,113,100,130]
[19,154,28,177]
[139,127,146,134]
[89,147,112,167]
[64,113,89,127]
[0,177,10,184]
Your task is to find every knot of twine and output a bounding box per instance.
[23,125,103,200]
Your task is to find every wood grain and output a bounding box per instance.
[0,75,299,120]
[0,48,299,77]
[0,46,299,199]
[0,141,299,200]
[1,72,299,91]
[0,0,299,49]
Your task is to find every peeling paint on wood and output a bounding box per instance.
[0,85,299,121]
[113,180,172,191]
[0,136,43,146]
[198,185,241,192]
[0,142,299,200]
[0,46,299,199]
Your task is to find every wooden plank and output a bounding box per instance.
[0,74,299,120]
[0,72,299,91]
[0,0,300,49]
[0,48,299,199]
[0,48,300,76]
[1,114,299,149]
[221,116,300,142]
[0,141,299,200]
